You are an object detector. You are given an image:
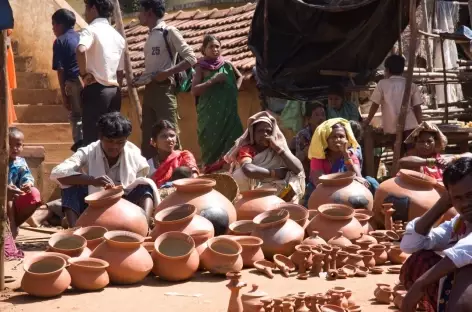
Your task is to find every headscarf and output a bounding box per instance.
[308,118,359,160]
[224,111,288,163]
[404,121,448,152]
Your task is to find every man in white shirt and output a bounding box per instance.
[76,0,125,146]
[400,156,472,312]
[134,0,197,159]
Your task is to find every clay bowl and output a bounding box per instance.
[370,267,384,274]
[228,220,256,236]
[273,254,296,277]
[385,230,400,242]
[254,260,276,279]
[340,264,357,277]
[274,204,309,228]
[67,257,109,291]
[73,226,108,251]
[48,233,88,257]
[355,266,369,277]
[387,267,401,274]
[232,236,264,268]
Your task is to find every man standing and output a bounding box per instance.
[135,0,197,159]
[77,0,125,146]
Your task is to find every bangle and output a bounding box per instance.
[426,158,436,167]
[344,158,353,166]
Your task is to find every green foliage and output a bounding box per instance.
[120,0,141,13]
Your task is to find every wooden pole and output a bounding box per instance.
[468,0,472,27]
[391,0,418,176]
[263,0,269,67]
[112,0,142,124]
[421,0,437,109]
[0,30,9,291]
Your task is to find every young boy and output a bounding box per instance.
[7,127,42,237]
[363,55,423,145]
[52,8,83,151]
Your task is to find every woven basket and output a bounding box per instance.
[199,173,239,203]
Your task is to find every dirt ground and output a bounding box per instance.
[0,228,400,312]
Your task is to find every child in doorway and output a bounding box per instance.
[52,8,83,152]
[326,84,361,121]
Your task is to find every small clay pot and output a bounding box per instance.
[343,244,361,254]
[355,266,368,277]
[316,304,345,312]
[302,231,327,247]
[233,236,264,268]
[354,211,374,234]
[336,251,349,268]
[347,305,362,312]
[385,230,400,242]
[369,244,388,265]
[67,257,109,291]
[375,286,393,304]
[388,246,409,264]
[48,233,89,257]
[228,220,256,236]
[73,226,108,251]
[200,237,243,275]
[369,231,388,243]
[373,283,391,298]
[370,267,384,274]
[353,233,377,250]
[275,203,309,228]
[393,290,407,308]
[290,245,312,269]
[357,250,376,268]
[327,231,352,248]
[345,253,364,267]
[340,264,356,277]
[241,284,269,312]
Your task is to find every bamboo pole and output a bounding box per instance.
[112,0,142,124]
[391,0,418,176]
[440,38,449,124]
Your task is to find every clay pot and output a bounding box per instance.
[343,244,361,254]
[48,233,90,257]
[345,253,364,267]
[200,237,243,274]
[357,250,376,268]
[191,230,214,258]
[375,286,393,304]
[226,271,247,312]
[369,244,388,265]
[273,254,296,277]
[142,242,154,255]
[232,236,264,268]
[327,231,352,248]
[306,204,363,241]
[73,226,108,251]
[67,257,109,291]
[373,169,456,227]
[316,304,345,312]
[353,233,377,250]
[347,306,361,312]
[336,251,349,268]
[228,220,256,236]
[302,231,327,247]
[150,204,215,240]
[151,231,199,281]
[290,245,313,269]
[385,230,400,242]
[354,212,373,235]
[76,186,148,236]
[90,230,153,284]
[242,284,268,312]
[388,246,409,264]
[330,287,349,308]
[252,209,304,258]
[21,254,71,297]
[155,178,237,235]
[234,188,284,221]
[275,203,309,228]
[254,260,276,278]
[308,172,373,211]
[311,252,325,276]
[393,290,407,309]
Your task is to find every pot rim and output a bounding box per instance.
[228,220,255,234]
[253,209,289,228]
[240,188,278,197]
[154,204,197,224]
[154,231,196,260]
[319,304,345,312]
[398,169,436,188]
[104,230,144,247]
[172,178,216,192]
[354,212,372,222]
[369,244,387,251]
[84,186,124,205]
[274,203,309,223]
[357,250,374,256]
[207,237,242,256]
[48,233,87,253]
[68,257,110,270]
[318,172,355,186]
[318,204,355,221]
[24,254,67,277]
[347,253,364,260]
[73,226,108,241]
[232,236,263,247]
[43,252,71,261]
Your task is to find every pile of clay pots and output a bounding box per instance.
[227,272,363,312]
[372,281,407,310]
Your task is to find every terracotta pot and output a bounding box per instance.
[393,290,407,309]
[90,230,153,284]
[369,244,388,265]
[388,246,409,264]
[327,231,352,248]
[273,254,296,277]
[73,226,108,251]
[306,204,363,241]
[347,306,361,312]
[369,231,388,243]
[242,284,268,312]
[275,203,309,228]
[232,236,264,268]
[308,172,373,211]
[190,230,213,257]
[375,286,393,304]
[302,231,326,247]
[357,250,376,268]
[393,282,406,294]
[150,204,215,240]
[228,220,255,236]
[252,209,304,258]
[200,237,243,274]
[373,169,456,227]
[316,304,345,312]
[336,251,349,268]
[290,245,312,270]
[254,260,276,278]
[48,233,90,257]
[353,233,377,250]
[345,253,364,267]
[142,242,154,255]
[76,187,148,236]
[234,188,284,221]
[21,254,71,297]
[151,231,199,281]
[226,271,246,312]
[354,212,374,234]
[343,244,361,254]
[344,289,355,307]
[373,283,391,297]
[67,257,109,291]
[155,178,237,235]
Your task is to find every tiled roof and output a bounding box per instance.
[123,2,256,89]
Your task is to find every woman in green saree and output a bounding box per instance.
[191,34,244,173]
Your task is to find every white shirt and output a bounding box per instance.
[78,18,125,87]
[370,76,423,134]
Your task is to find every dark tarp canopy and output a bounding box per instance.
[248,0,420,100]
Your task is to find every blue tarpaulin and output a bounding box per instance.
[0,0,14,30]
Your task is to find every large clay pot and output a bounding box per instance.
[302,231,327,247]
[228,220,256,236]
[90,230,153,284]
[48,233,90,257]
[200,237,243,274]
[151,231,199,281]
[373,169,456,227]
[251,209,304,258]
[306,204,363,241]
[308,172,373,211]
[354,211,374,234]
[150,204,215,240]
[327,231,352,248]
[67,257,109,291]
[73,226,108,251]
[21,254,71,297]
[234,188,284,221]
[232,236,264,268]
[155,178,237,235]
[76,187,149,237]
[276,203,309,228]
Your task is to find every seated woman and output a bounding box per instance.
[224,111,305,203]
[50,112,159,227]
[326,84,361,121]
[148,120,199,187]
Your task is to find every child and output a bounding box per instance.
[7,127,42,238]
[52,8,83,152]
[326,84,361,121]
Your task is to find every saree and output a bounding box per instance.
[7,29,17,126]
[197,62,243,166]
[151,150,197,187]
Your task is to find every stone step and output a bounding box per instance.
[16,72,50,89]
[14,55,34,72]
[13,89,62,105]
[13,123,72,144]
[15,104,69,123]
[42,162,62,203]
[28,143,73,163]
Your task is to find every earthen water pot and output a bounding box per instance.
[73,226,108,251]
[308,172,373,211]
[388,246,409,264]
[67,257,109,291]
[200,237,243,274]
[48,233,91,257]
[151,231,199,281]
[354,211,374,234]
[330,286,349,308]
[251,209,304,258]
[345,253,364,267]
[76,187,148,236]
[343,244,361,254]
[275,203,309,228]
[336,251,349,268]
[302,231,327,247]
[241,284,268,312]
[373,169,456,228]
[234,188,284,221]
[306,204,363,241]
[21,254,71,297]
[327,231,352,248]
[353,233,377,250]
[357,250,376,268]
[228,220,256,236]
[232,236,264,268]
[369,244,388,265]
[150,204,215,240]
[375,286,393,304]
[155,178,237,235]
[90,230,153,284]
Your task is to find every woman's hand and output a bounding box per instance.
[268,137,284,154]
[401,283,424,312]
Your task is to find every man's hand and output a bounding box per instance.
[21,183,33,193]
[7,185,24,201]
[402,283,424,312]
[81,73,96,87]
[154,71,170,82]
[92,175,115,189]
